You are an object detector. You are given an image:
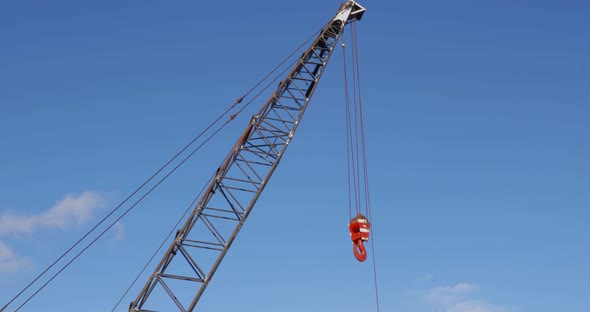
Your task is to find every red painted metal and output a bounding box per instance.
[353,240,367,262]
[349,214,370,262]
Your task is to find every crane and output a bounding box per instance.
[128,2,366,311]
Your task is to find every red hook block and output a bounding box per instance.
[348,214,370,262]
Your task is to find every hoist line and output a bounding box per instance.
[353,21,371,219]
[350,24,363,217]
[352,21,380,312]
[344,20,363,218]
[369,225,380,312]
[341,31,354,220]
[342,30,362,219]
[3,29,319,312]
[109,48,308,312]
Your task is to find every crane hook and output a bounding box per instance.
[352,239,367,262]
[348,214,370,262]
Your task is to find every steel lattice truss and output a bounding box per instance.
[130,2,365,311]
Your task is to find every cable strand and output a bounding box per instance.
[2,25,322,312]
[14,112,238,312]
[352,21,380,312]
[0,95,238,312]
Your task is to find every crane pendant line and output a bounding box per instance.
[129,2,365,311]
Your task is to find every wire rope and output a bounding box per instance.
[109,29,321,312]
[342,31,354,220]
[352,21,381,312]
[350,25,363,216]
[342,20,380,312]
[2,26,322,312]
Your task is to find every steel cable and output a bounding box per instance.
[342,31,354,220]
[342,19,380,312]
[2,26,322,312]
[1,98,240,312]
[352,21,381,312]
[109,29,320,312]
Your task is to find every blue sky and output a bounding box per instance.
[1,1,588,311]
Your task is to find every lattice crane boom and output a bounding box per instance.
[129,2,365,311]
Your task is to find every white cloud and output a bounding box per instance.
[0,241,32,273]
[111,222,125,241]
[0,192,106,236]
[418,273,434,282]
[0,192,106,274]
[447,300,512,312]
[425,283,514,312]
[0,241,16,260]
[426,283,479,305]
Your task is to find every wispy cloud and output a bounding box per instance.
[0,192,106,274]
[418,273,434,282]
[425,283,514,312]
[0,192,106,236]
[0,241,32,273]
[111,222,125,241]
[426,283,479,305]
